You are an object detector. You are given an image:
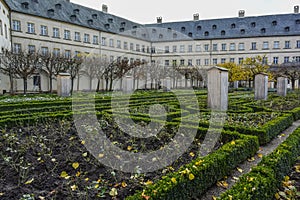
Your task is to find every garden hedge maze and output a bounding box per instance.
[0,91,300,199]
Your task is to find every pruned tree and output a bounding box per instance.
[0,50,16,94]
[65,57,82,94]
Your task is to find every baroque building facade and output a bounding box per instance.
[1,0,300,92]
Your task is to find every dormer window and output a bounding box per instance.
[132,25,137,29]
[73,9,79,14]
[47,9,54,16]
[92,14,98,19]
[167,28,172,32]
[240,29,245,34]
[285,26,290,32]
[188,32,193,37]
[181,27,186,32]
[212,24,217,29]
[197,25,201,31]
[261,28,266,33]
[221,30,226,36]
[132,30,136,35]
[70,15,76,21]
[152,29,156,33]
[296,19,300,24]
[231,23,236,28]
[21,2,29,9]
[55,3,62,9]
[119,28,124,32]
[272,21,277,26]
[204,31,209,36]
[105,24,110,29]
[121,22,126,27]
[87,19,93,25]
[251,22,256,27]
[108,18,113,23]
[173,33,177,38]
[159,34,163,39]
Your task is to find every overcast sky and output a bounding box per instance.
[71,0,300,24]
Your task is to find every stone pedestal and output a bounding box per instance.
[57,73,71,97]
[163,77,171,91]
[255,73,268,100]
[207,66,228,111]
[233,81,239,89]
[277,77,288,97]
[123,76,133,94]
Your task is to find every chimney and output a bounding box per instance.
[193,13,199,21]
[157,17,162,23]
[102,4,108,13]
[294,5,299,13]
[238,10,245,17]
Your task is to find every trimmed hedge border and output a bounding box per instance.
[219,126,300,200]
[126,131,259,200]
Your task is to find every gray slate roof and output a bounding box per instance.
[5,0,300,42]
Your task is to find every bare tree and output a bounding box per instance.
[0,50,16,94]
[65,57,82,94]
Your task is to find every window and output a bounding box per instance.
[109,39,114,47]
[173,45,177,52]
[251,22,256,27]
[262,57,268,65]
[188,32,193,37]
[204,31,209,36]
[188,59,193,66]
[212,58,217,65]
[230,58,235,63]
[173,33,177,39]
[84,34,90,43]
[180,59,185,66]
[4,24,7,39]
[40,25,48,36]
[64,30,71,40]
[284,56,289,63]
[165,46,169,53]
[231,23,236,28]
[212,25,217,29]
[152,29,156,33]
[130,43,134,51]
[136,44,140,52]
[27,22,35,34]
[274,41,280,49]
[240,29,245,34]
[297,40,300,48]
[285,27,290,32]
[180,45,185,53]
[74,32,80,41]
[284,41,290,49]
[75,51,80,57]
[204,44,209,52]
[196,59,201,66]
[221,30,226,36]
[53,28,60,38]
[293,56,300,62]
[172,60,177,67]
[196,45,201,52]
[142,45,145,52]
[93,35,98,44]
[221,43,227,51]
[101,37,106,46]
[28,45,35,54]
[165,60,169,66]
[0,20,3,35]
[251,42,257,50]
[263,41,269,49]
[197,26,201,31]
[273,57,279,64]
[238,58,243,64]
[64,50,71,58]
[116,40,121,48]
[296,19,300,24]
[159,34,163,39]
[229,43,236,51]
[238,43,244,50]
[53,48,60,57]
[204,59,209,66]
[261,28,266,33]
[13,43,21,53]
[41,47,48,56]
[181,27,186,32]
[124,42,128,50]
[221,58,226,64]
[12,20,21,31]
[213,44,218,51]
[188,45,193,52]
[151,47,156,53]
[272,21,277,26]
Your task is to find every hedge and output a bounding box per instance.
[219,127,300,200]
[126,131,259,200]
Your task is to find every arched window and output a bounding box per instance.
[221,30,226,36]
[204,31,209,36]
[231,23,236,28]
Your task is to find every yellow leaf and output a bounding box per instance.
[237,167,243,173]
[0,193,4,196]
[257,153,263,158]
[189,152,195,157]
[248,157,255,162]
[76,171,81,177]
[71,185,77,191]
[231,141,236,145]
[85,178,89,182]
[25,178,34,185]
[38,196,45,200]
[72,162,79,170]
[98,153,105,158]
[82,152,88,157]
[189,173,195,180]
[275,192,280,199]
[284,176,290,182]
[60,171,68,178]
[97,179,101,183]
[228,195,233,200]
[81,140,85,145]
[145,180,153,185]
[109,188,118,197]
[94,184,99,189]
[195,160,204,166]
[127,146,133,151]
[212,196,217,200]
[171,177,177,184]
[121,181,127,188]
[295,164,300,173]
[217,181,229,188]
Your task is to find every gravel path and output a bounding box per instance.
[196,120,300,200]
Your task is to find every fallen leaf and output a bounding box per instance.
[121,181,127,188]
[72,162,79,170]
[98,153,105,158]
[81,140,85,145]
[171,177,177,184]
[76,171,81,177]
[257,153,263,158]
[145,180,153,185]
[60,171,69,179]
[127,146,133,151]
[109,188,118,197]
[189,173,195,180]
[248,157,255,162]
[237,167,243,173]
[231,141,236,145]
[25,178,34,185]
[189,152,195,157]
[212,196,217,200]
[82,152,88,157]
[71,185,77,191]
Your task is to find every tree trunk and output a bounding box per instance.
[96,79,100,92]
[89,77,92,91]
[70,78,74,94]
[49,76,53,93]
[23,78,27,95]
[292,78,296,90]
[9,74,14,95]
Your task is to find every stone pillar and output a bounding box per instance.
[207,66,229,111]
[277,77,288,97]
[255,73,268,100]
[57,73,71,97]
[123,76,133,94]
[233,81,239,89]
[163,77,171,91]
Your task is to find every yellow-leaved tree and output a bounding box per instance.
[218,62,245,82]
